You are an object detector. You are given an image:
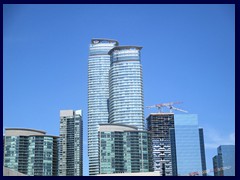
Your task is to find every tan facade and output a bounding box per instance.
[98,124,138,132]
[3,167,27,176]
[5,128,46,136]
[96,172,160,176]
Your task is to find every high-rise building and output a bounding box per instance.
[88,39,150,175]
[212,155,219,176]
[199,128,207,176]
[3,128,58,176]
[88,38,119,175]
[59,110,83,176]
[212,145,235,176]
[146,113,175,176]
[170,114,207,176]
[108,46,144,130]
[98,124,153,174]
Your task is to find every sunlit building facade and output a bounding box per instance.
[3,128,58,176]
[146,113,175,176]
[212,145,235,176]
[109,46,144,130]
[59,110,83,176]
[98,124,153,174]
[3,167,28,176]
[171,114,206,176]
[88,38,119,175]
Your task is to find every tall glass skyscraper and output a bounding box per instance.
[171,114,207,176]
[88,38,119,175]
[108,46,144,130]
[59,110,83,176]
[3,128,58,176]
[212,145,235,176]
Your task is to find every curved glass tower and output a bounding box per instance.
[108,46,144,130]
[88,38,118,175]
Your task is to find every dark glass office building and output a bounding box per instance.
[213,155,219,176]
[199,128,207,176]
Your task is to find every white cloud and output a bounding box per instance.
[204,128,235,149]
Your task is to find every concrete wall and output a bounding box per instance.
[3,167,27,176]
[99,124,138,132]
[60,110,74,117]
[96,172,160,176]
[5,128,46,136]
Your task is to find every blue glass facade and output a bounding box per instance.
[109,46,144,130]
[213,145,235,176]
[88,39,118,175]
[173,114,203,176]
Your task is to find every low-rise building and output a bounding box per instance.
[3,128,58,176]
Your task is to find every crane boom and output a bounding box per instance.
[170,106,188,113]
[146,101,188,113]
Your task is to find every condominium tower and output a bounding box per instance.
[146,113,175,176]
[98,124,153,174]
[3,128,58,176]
[88,39,119,175]
[108,46,144,130]
[59,110,83,176]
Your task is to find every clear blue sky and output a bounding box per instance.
[3,4,235,176]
